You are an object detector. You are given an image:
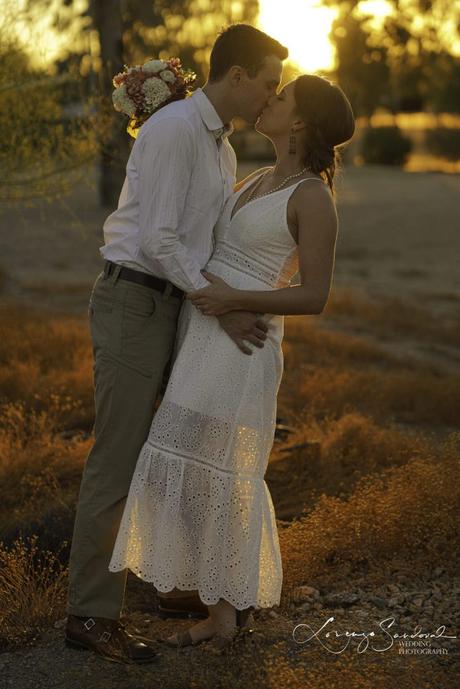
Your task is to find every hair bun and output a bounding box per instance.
[294,74,355,195]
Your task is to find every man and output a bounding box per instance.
[65,23,288,664]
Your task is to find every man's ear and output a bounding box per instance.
[227,65,244,86]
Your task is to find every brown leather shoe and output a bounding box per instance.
[65,615,159,664]
[157,592,208,619]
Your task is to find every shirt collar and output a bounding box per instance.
[191,87,234,140]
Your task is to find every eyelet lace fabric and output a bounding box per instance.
[109,175,324,610]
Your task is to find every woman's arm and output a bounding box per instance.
[187,182,338,316]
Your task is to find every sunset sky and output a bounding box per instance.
[4,0,460,73]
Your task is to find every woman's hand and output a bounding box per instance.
[186,271,238,316]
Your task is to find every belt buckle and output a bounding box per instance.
[103,261,112,279]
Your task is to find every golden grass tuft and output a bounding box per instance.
[282,318,395,368]
[324,287,460,346]
[281,315,460,428]
[0,535,68,647]
[0,401,90,537]
[279,434,460,598]
[268,411,436,521]
[319,411,427,476]
[0,305,93,429]
[289,365,460,426]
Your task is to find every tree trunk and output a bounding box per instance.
[92,0,130,207]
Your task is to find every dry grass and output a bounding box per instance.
[292,365,459,426]
[267,411,433,520]
[281,317,396,368]
[0,290,458,689]
[0,305,92,552]
[279,436,460,600]
[323,287,460,347]
[0,401,90,540]
[280,316,460,428]
[0,304,93,430]
[0,535,68,648]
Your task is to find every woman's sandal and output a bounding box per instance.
[236,606,255,631]
[205,606,256,655]
[163,606,256,652]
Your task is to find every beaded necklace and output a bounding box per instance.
[246,166,310,203]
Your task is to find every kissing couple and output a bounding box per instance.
[65,23,355,663]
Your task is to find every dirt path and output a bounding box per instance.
[1,164,459,320]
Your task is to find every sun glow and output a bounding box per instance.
[1,0,89,69]
[257,0,340,73]
[356,0,394,25]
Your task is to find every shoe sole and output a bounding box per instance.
[162,636,208,648]
[64,636,159,664]
[157,608,208,620]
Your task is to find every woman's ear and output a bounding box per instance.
[291,118,307,133]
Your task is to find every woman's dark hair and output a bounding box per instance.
[209,24,288,82]
[294,75,355,196]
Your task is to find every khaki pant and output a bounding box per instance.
[66,264,183,619]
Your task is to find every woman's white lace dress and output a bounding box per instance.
[108,173,323,610]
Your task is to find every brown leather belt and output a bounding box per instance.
[104,260,184,299]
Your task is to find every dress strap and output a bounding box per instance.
[282,176,325,204]
[239,168,269,195]
[288,177,325,191]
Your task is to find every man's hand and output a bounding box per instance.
[217,311,268,355]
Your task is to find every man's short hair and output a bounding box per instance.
[209,24,288,82]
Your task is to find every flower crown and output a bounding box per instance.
[112,57,197,138]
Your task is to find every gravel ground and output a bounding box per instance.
[1,569,458,689]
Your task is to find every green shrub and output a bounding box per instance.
[425,127,460,161]
[361,126,412,165]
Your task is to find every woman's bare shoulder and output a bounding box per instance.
[291,175,337,215]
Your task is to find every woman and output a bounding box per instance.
[108,74,355,651]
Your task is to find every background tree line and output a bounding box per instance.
[0,0,458,207]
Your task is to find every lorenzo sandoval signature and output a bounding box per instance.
[292,616,457,654]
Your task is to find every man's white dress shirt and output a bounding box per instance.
[100,88,237,292]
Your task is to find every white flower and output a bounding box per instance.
[112,84,136,116]
[142,77,171,111]
[160,69,176,84]
[143,59,167,74]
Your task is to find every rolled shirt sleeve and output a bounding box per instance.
[137,117,210,292]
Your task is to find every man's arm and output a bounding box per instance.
[137,119,268,353]
[137,117,209,292]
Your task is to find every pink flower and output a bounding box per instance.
[112,72,126,87]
